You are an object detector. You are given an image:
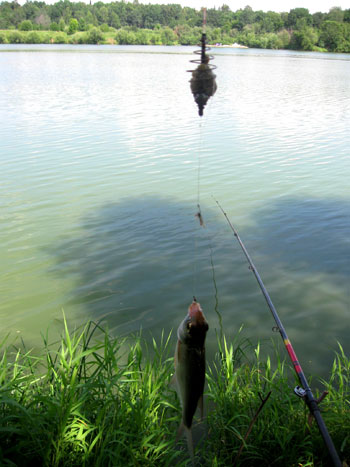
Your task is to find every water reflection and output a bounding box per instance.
[45,195,349,377]
[1,46,349,379]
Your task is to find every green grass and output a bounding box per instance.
[0,319,349,466]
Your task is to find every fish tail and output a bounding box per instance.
[185,426,195,464]
[176,422,195,464]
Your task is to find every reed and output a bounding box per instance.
[0,319,348,466]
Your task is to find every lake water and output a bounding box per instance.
[1,44,349,378]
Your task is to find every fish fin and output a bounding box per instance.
[198,394,204,421]
[184,425,195,464]
[176,422,195,463]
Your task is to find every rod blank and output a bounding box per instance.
[215,199,341,467]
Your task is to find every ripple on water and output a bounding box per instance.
[0,46,349,377]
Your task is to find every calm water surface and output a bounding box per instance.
[1,45,349,377]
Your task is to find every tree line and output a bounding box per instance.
[0,1,350,52]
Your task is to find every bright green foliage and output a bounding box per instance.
[205,332,350,466]
[115,28,137,45]
[0,320,349,466]
[0,320,179,466]
[55,33,67,44]
[19,19,33,31]
[161,27,177,45]
[85,27,104,44]
[99,23,109,33]
[0,32,7,43]
[68,18,78,35]
[26,31,42,44]
[290,27,319,51]
[319,20,350,52]
[78,18,87,31]
[8,31,24,44]
[50,22,59,31]
[58,18,65,32]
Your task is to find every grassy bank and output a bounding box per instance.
[0,319,349,466]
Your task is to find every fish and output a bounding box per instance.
[174,299,209,461]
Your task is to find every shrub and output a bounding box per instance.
[8,31,24,43]
[25,32,42,44]
[19,20,33,31]
[100,23,109,32]
[115,29,137,44]
[59,18,65,31]
[0,32,7,44]
[86,27,104,44]
[54,33,67,44]
[50,22,59,31]
[68,18,78,35]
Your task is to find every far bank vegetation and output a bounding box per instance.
[0,2,350,52]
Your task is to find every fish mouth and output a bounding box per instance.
[188,301,207,327]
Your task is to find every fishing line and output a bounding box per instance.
[192,113,223,339]
[189,8,221,333]
[192,119,204,299]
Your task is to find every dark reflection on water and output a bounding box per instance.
[46,195,349,379]
[251,197,350,278]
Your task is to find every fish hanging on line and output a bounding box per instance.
[174,299,209,462]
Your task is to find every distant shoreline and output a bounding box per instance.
[210,43,248,49]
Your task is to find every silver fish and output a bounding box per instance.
[174,300,209,461]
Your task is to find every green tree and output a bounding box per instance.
[327,7,344,22]
[22,3,40,23]
[290,27,318,50]
[161,27,176,45]
[109,12,121,29]
[288,8,311,28]
[50,22,60,32]
[12,6,25,27]
[59,18,66,32]
[68,18,78,35]
[276,29,291,48]
[100,23,109,33]
[175,24,197,45]
[115,29,137,44]
[19,20,33,31]
[312,12,326,28]
[55,33,67,44]
[97,6,109,24]
[78,18,87,31]
[86,27,104,44]
[135,29,151,45]
[35,12,51,30]
[319,20,345,51]
[240,5,255,28]
[262,11,283,33]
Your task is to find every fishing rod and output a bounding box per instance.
[214,199,342,467]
